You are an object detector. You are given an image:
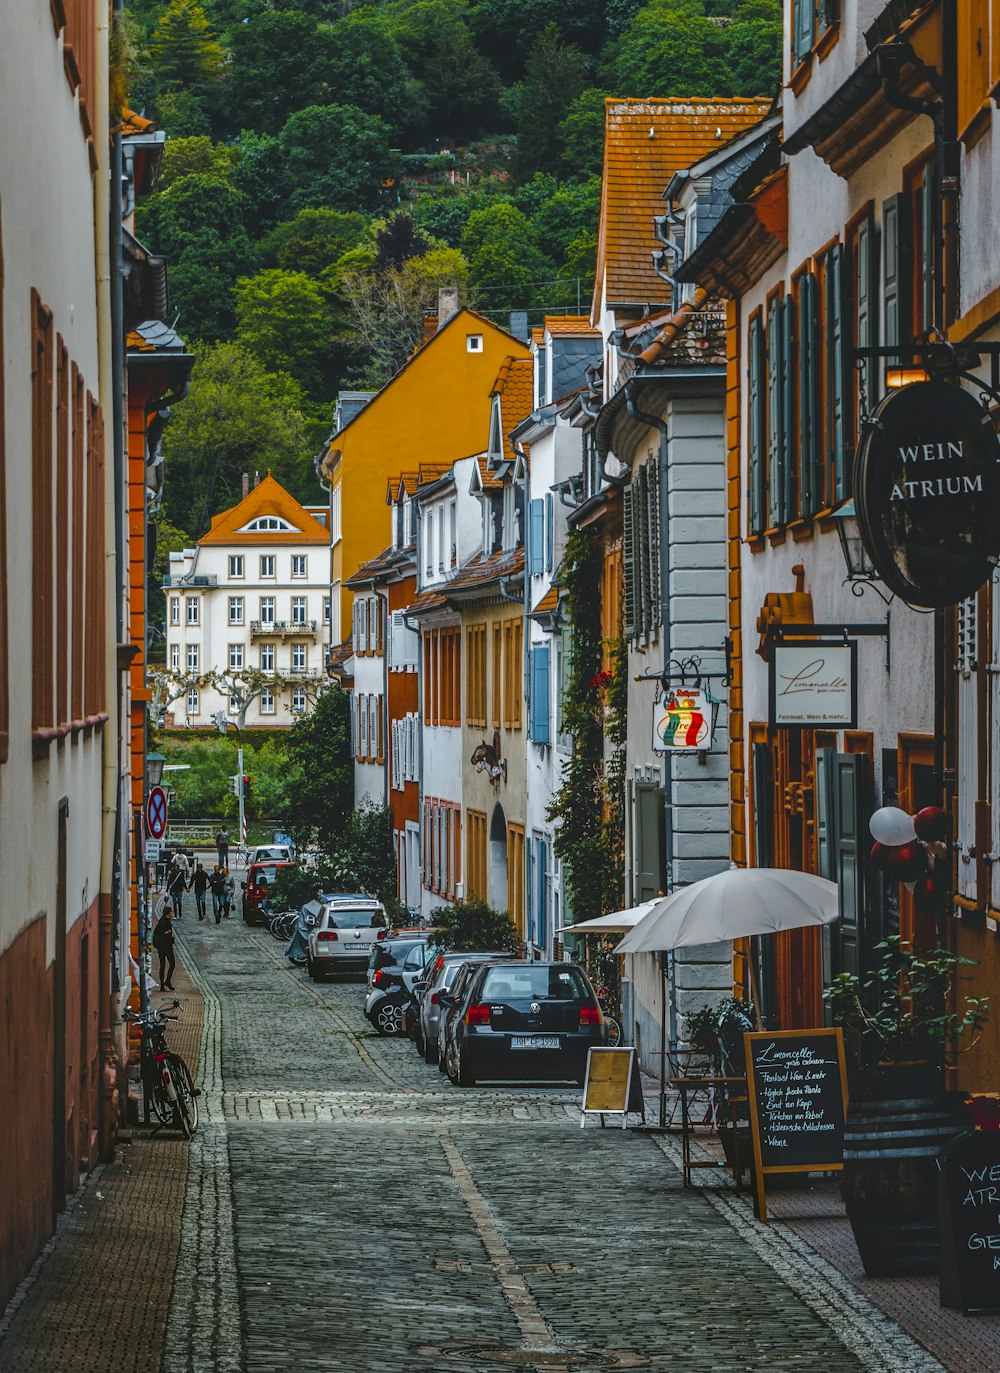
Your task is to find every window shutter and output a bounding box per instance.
[752,742,774,867]
[855,213,876,424]
[529,498,544,575]
[826,245,847,503]
[391,722,399,790]
[766,299,782,529]
[645,455,661,629]
[530,645,550,744]
[919,161,935,332]
[635,463,651,635]
[882,193,911,360]
[535,838,548,950]
[781,295,794,524]
[622,483,636,639]
[794,0,814,61]
[748,316,766,533]
[359,692,368,758]
[833,753,866,980]
[545,493,554,572]
[797,274,818,518]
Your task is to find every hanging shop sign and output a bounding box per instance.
[768,640,856,729]
[854,381,1000,608]
[651,687,714,752]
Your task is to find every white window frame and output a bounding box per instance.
[467,334,483,353]
[229,596,244,626]
[291,596,307,626]
[170,643,180,670]
[186,644,199,672]
[169,596,180,626]
[260,554,276,579]
[186,688,199,714]
[240,516,296,533]
[260,596,276,626]
[291,687,307,713]
[229,555,244,579]
[259,687,275,715]
[229,691,240,713]
[291,554,307,578]
[291,642,307,671]
[260,642,275,671]
[186,596,200,626]
[323,596,331,625]
[229,643,244,670]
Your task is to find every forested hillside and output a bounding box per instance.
[126,0,781,536]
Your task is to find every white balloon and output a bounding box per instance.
[869,806,917,846]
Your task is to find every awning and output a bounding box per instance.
[557,900,659,936]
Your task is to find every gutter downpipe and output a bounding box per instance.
[98,0,121,1159]
[370,580,391,808]
[624,380,676,1129]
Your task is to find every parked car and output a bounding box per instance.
[414,951,516,1064]
[241,861,296,924]
[365,936,434,991]
[434,958,490,1072]
[441,961,606,1087]
[305,895,388,979]
[245,843,293,867]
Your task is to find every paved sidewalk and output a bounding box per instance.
[0,944,203,1373]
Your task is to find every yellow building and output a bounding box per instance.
[319,303,531,642]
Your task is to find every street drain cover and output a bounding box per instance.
[416,1343,648,1369]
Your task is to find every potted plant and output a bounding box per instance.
[824,937,990,1277]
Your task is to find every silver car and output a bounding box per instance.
[306,895,387,980]
[418,952,516,1065]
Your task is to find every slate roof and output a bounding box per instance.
[126,318,189,355]
[596,98,772,310]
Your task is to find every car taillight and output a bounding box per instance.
[318,931,338,942]
[372,968,385,986]
[579,1005,602,1027]
[430,992,439,1005]
[466,1003,491,1026]
[377,929,387,940]
[433,955,444,974]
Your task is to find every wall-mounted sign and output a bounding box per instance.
[769,641,856,728]
[855,381,1000,607]
[651,687,714,752]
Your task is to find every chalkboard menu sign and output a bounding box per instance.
[939,1130,1000,1313]
[744,1028,848,1223]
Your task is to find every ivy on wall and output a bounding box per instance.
[547,528,627,925]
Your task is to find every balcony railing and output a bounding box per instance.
[162,574,217,588]
[249,619,318,638]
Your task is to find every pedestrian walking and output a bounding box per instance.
[166,860,186,918]
[191,862,211,921]
[221,868,234,919]
[210,865,226,923]
[151,909,176,991]
[216,826,229,868]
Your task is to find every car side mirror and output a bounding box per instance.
[240,881,246,890]
[438,992,455,1008]
[413,979,428,992]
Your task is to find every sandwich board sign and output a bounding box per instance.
[743,1028,848,1222]
[581,1047,645,1128]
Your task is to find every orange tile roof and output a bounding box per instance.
[121,107,155,135]
[327,637,353,668]
[417,462,453,487]
[544,315,600,337]
[492,355,535,435]
[199,472,331,546]
[531,327,544,345]
[345,545,413,587]
[443,546,525,596]
[407,587,449,614]
[475,455,503,491]
[596,98,772,309]
[531,583,561,616]
[386,472,419,502]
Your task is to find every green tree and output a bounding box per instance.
[556,88,608,180]
[461,202,554,313]
[531,176,600,263]
[226,11,337,135]
[514,24,589,181]
[324,12,414,137]
[159,341,314,535]
[609,0,734,95]
[261,208,369,276]
[469,0,604,81]
[279,104,401,214]
[235,269,334,401]
[148,517,191,661]
[157,136,240,191]
[231,132,288,233]
[429,898,520,952]
[148,0,226,89]
[383,0,502,139]
[274,687,354,852]
[726,4,783,95]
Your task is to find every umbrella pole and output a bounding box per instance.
[659,952,667,1128]
[748,938,764,1031]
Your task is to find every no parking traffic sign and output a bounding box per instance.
[146,785,168,840]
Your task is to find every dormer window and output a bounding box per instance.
[467,335,484,353]
[239,515,298,533]
[487,397,503,464]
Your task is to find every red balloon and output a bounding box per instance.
[913,806,949,843]
[886,841,927,883]
[870,841,895,870]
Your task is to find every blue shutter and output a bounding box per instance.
[526,840,534,945]
[529,499,544,575]
[794,0,815,62]
[530,645,550,745]
[535,838,548,950]
[748,316,765,534]
[544,492,554,572]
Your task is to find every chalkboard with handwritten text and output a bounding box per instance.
[939,1130,1000,1313]
[743,1029,848,1220]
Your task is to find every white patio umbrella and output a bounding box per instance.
[556,899,659,936]
[615,867,839,956]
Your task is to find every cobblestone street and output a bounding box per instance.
[2,912,950,1373]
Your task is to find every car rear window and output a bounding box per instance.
[325,908,386,930]
[480,966,590,1001]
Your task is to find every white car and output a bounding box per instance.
[246,843,293,866]
[306,894,388,980]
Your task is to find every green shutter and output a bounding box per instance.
[855,213,877,422]
[634,784,666,901]
[767,300,783,529]
[832,753,866,981]
[882,193,911,361]
[826,245,846,504]
[794,0,815,61]
[748,316,765,534]
[798,273,818,519]
[752,741,774,866]
[622,483,635,639]
[781,294,794,523]
[636,462,651,635]
[919,161,935,332]
[645,455,661,629]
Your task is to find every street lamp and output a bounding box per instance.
[146,750,166,789]
[831,499,893,605]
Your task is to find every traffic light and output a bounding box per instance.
[243,774,251,790]
[229,775,240,796]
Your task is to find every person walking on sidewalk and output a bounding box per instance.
[210,865,226,923]
[152,909,176,991]
[216,826,229,868]
[166,860,187,918]
[191,862,211,921]
[221,868,235,919]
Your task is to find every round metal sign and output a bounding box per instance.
[854,381,1000,607]
[146,785,168,840]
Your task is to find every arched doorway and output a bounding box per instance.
[488,803,508,912]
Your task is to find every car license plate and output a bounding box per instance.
[511,1036,560,1050]
[344,942,370,950]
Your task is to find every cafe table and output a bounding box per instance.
[668,1074,748,1191]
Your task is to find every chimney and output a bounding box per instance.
[508,310,529,343]
[437,285,460,328]
[253,470,261,489]
[241,471,249,498]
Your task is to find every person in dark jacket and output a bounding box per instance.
[209,865,226,923]
[191,862,211,921]
[166,860,186,918]
[215,827,229,868]
[152,909,176,991]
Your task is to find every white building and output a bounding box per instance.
[163,474,331,727]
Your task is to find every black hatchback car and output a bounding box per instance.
[442,960,605,1087]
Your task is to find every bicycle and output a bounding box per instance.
[269,909,297,941]
[125,1003,199,1139]
[595,983,624,1048]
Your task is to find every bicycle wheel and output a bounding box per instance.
[605,1016,623,1048]
[171,1055,198,1137]
[146,1068,173,1126]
